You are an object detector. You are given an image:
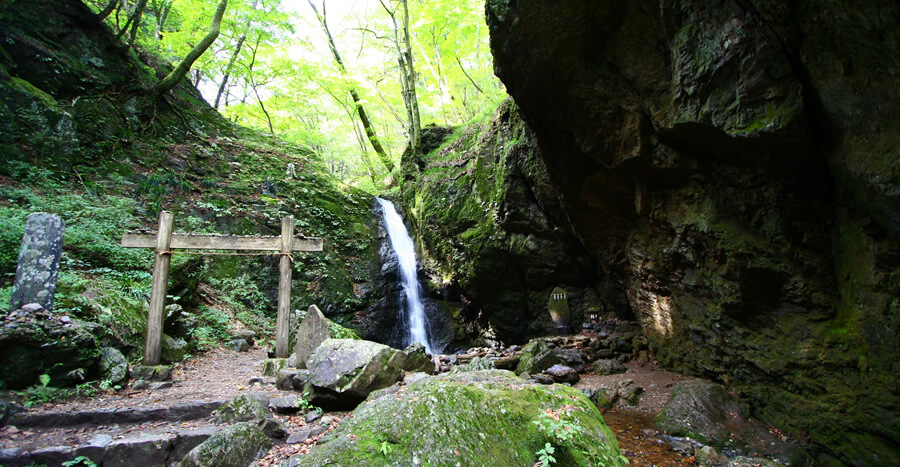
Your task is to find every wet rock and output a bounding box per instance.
[592,359,626,375]
[544,364,580,384]
[178,422,272,467]
[306,339,406,409]
[294,305,330,369]
[656,381,808,465]
[212,392,270,423]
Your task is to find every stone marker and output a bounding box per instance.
[548,287,570,333]
[294,305,330,369]
[11,213,65,312]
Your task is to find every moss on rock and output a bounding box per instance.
[292,370,625,466]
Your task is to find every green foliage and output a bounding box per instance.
[62,456,98,467]
[379,440,394,456]
[294,396,322,414]
[190,306,232,351]
[535,442,556,466]
[19,373,58,407]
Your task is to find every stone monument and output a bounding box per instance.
[10,212,65,312]
[295,304,330,369]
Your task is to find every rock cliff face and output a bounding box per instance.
[481,0,898,464]
[401,103,604,344]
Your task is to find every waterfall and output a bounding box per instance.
[377,198,435,355]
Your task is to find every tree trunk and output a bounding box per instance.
[381,0,422,157]
[214,34,246,109]
[153,0,228,95]
[245,35,274,133]
[91,0,119,24]
[307,0,395,176]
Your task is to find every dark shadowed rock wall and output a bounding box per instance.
[482,0,898,464]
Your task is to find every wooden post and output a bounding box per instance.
[275,216,294,358]
[144,211,174,366]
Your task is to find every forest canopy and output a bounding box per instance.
[86,0,505,191]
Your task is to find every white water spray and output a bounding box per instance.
[377,198,434,355]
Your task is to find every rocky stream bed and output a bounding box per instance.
[0,317,807,466]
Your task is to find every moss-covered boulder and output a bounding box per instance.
[516,338,562,375]
[212,393,270,424]
[289,370,625,466]
[178,422,272,467]
[306,339,406,409]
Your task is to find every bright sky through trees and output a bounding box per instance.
[89,0,504,192]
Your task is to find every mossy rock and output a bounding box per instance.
[291,370,625,466]
[213,393,270,424]
[516,339,562,375]
[178,422,272,467]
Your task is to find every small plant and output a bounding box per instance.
[62,455,98,466]
[532,408,585,466]
[533,411,583,443]
[535,442,556,466]
[379,440,394,456]
[294,397,322,414]
[21,374,57,407]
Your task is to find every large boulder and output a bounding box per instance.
[99,347,127,385]
[306,339,406,409]
[178,422,272,467]
[0,314,102,389]
[289,370,625,466]
[656,381,808,465]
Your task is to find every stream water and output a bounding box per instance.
[377,198,435,355]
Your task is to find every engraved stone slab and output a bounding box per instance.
[294,305,331,369]
[11,213,65,312]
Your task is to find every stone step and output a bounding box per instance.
[0,426,218,467]
[6,399,225,428]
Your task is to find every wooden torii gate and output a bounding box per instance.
[121,211,323,365]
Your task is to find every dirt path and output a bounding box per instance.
[2,348,698,466]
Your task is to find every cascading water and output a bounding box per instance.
[377,197,436,355]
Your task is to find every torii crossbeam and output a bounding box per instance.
[122,211,323,365]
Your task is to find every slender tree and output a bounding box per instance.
[380,0,422,157]
[153,0,229,95]
[307,0,395,176]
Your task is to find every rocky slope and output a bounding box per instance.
[0,0,389,385]
[472,0,899,464]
